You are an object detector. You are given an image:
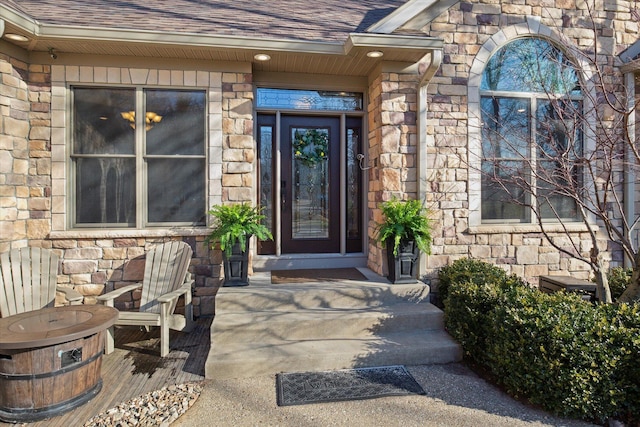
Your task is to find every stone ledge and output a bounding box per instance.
[467,223,594,235]
[49,228,210,239]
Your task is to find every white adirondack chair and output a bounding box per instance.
[97,241,194,357]
[0,247,83,318]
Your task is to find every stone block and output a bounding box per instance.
[516,246,539,265]
[62,260,98,274]
[123,258,146,281]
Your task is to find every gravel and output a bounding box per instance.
[83,383,202,427]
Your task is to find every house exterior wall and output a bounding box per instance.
[0,49,46,252]
[419,0,637,285]
[1,1,638,310]
[366,66,421,275]
[0,54,258,316]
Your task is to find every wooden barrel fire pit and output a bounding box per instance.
[0,305,118,423]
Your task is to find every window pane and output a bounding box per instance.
[147,159,205,224]
[258,125,274,236]
[76,158,136,225]
[481,160,530,222]
[346,125,362,252]
[73,88,135,155]
[537,160,579,220]
[481,38,580,95]
[481,97,530,159]
[536,100,581,220]
[146,90,206,156]
[256,88,363,111]
[537,100,582,159]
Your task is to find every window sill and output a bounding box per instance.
[49,227,210,240]
[467,222,593,235]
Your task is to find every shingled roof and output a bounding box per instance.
[2,0,407,43]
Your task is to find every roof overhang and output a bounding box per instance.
[0,3,443,77]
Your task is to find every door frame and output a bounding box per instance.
[256,111,366,258]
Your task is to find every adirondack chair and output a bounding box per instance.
[0,247,83,318]
[97,241,194,357]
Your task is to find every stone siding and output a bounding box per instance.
[420,0,636,285]
[0,59,254,316]
[0,54,50,252]
[367,68,421,275]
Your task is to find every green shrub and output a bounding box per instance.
[437,258,511,306]
[443,259,640,424]
[607,267,631,301]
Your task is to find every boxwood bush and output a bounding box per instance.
[436,258,510,307]
[442,260,640,425]
[606,267,631,301]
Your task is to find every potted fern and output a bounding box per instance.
[206,203,272,286]
[376,198,432,284]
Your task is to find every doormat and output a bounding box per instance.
[275,365,425,406]
[271,268,367,284]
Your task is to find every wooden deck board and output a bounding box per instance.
[0,317,211,427]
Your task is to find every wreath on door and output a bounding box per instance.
[293,129,328,167]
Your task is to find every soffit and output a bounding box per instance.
[0,1,442,77]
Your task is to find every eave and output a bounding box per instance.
[0,4,443,77]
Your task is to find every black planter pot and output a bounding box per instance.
[386,239,420,284]
[222,239,250,286]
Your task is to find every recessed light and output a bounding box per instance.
[367,51,384,58]
[5,33,29,42]
[254,53,271,61]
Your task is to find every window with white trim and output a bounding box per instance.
[71,87,206,228]
[480,37,582,224]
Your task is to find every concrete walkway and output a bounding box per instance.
[173,363,597,427]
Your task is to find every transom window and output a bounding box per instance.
[480,37,582,223]
[71,87,206,228]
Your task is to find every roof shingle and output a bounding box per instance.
[2,0,407,43]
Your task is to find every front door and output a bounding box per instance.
[257,113,362,255]
[281,115,340,253]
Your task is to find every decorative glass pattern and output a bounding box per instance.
[259,125,274,234]
[292,127,330,239]
[347,127,360,239]
[257,88,363,111]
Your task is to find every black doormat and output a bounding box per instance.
[275,365,425,406]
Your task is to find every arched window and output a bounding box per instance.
[480,37,582,223]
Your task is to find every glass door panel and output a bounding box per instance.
[281,116,340,253]
[292,127,330,239]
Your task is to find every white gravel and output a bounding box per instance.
[172,364,598,427]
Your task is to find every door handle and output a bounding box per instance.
[281,181,286,208]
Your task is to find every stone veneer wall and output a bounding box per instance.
[0,52,49,252]
[420,0,636,284]
[367,68,421,275]
[1,59,252,316]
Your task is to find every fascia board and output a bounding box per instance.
[0,4,39,33]
[620,57,640,73]
[402,0,461,30]
[346,33,443,53]
[0,4,344,56]
[366,0,437,34]
[31,24,347,55]
[620,39,640,64]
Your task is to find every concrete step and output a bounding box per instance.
[205,270,462,380]
[207,329,462,380]
[212,303,445,340]
[214,281,432,312]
